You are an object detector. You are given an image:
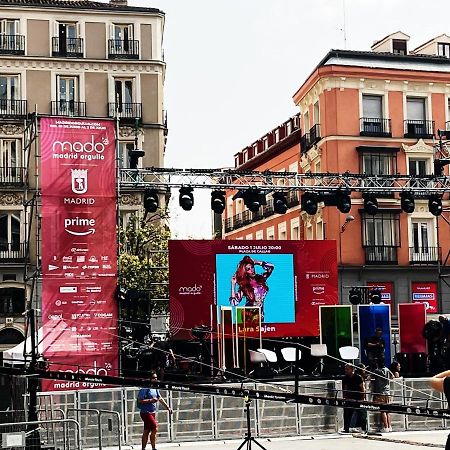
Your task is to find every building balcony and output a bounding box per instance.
[108,102,142,121]
[0,34,24,55]
[108,39,139,59]
[409,246,440,264]
[51,101,86,117]
[404,120,435,139]
[224,217,233,233]
[360,117,391,137]
[0,166,25,186]
[286,191,299,207]
[300,133,310,153]
[364,245,398,265]
[0,99,27,118]
[0,242,27,262]
[52,37,84,57]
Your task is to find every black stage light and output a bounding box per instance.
[434,158,450,176]
[179,186,194,211]
[273,192,288,214]
[243,188,266,212]
[301,192,319,215]
[400,191,415,214]
[128,149,145,169]
[336,190,352,214]
[422,319,443,341]
[364,195,378,215]
[428,195,443,216]
[349,288,362,305]
[211,190,226,214]
[143,188,159,213]
[369,288,382,304]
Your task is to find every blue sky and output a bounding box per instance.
[128,0,450,238]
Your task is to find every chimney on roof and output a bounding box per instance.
[110,0,128,5]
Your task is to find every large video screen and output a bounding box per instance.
[169,240,337,339]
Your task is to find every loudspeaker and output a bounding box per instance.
[411,352,427,375]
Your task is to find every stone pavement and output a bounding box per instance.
[129,430,449,449]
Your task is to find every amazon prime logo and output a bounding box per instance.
[64,217,96,236]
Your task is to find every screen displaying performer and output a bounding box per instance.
[216,253,295,324]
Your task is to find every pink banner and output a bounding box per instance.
[40,118,118,391]
[411,281,438,314]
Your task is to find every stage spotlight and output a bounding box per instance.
[211,190,226,214]
[143,188,159,213]
[243,188,266,212]
[273,192,288,214]
[349,288,362,305]
[336,190,352,214]
[428,195,443,216]
[400,191,415,214]
[363,195,378,215]
[301,192,319,215]
[369,288,382,304]
[422,319,443,341]
[179,186,194,211]
[128,149,145,169]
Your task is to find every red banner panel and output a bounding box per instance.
[411,281,438,314]
[399,303,427,353]
[40,118,118,391]
[169,240,338,339]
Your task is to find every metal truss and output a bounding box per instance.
[120,168,450,195]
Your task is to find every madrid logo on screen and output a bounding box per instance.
[71,169,88,194]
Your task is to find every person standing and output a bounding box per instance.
[365,327,385,369]
[341,364,364,433]
[371,360,394,433]
[429,369,450,450]
[137,373,172,450]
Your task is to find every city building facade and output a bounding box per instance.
[0,0,166,354]
[223,31,450,317]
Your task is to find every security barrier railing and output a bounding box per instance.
[36,378,446,447]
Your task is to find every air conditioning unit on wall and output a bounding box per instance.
[5,317,13,325]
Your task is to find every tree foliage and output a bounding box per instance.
[118,214,170,315]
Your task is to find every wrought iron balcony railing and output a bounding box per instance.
[404,120,435,138]
[0,166,25,186]
[224,217,233,233]
[0,241,27,261]
[364,245,398,264]
[51,101,86,117]
[300,133,310,153]
[0,34,24,54]
[409,246,440,264]
[0,99,27,118]
[108,39,139,59]
[360,117,391,137]
[52,37,84,57]
[309,123,321,145]
[108,102,142,119]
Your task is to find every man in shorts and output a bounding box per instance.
[137,373,172,450]
[372,360,394,432]
[429,369,450,449]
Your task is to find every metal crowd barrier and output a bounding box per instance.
[0,418,80,450]
[34,378,447,447]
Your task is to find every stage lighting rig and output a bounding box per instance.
[349,288,362,305]
[301,192,319,215]
[128,149,145,169]
[143,188,159,213]
[369,288,382,304]
[273,191,288,214]
[428,195,443,216]
[211,190,226,214]
[236,188,266,212]
[400,191,415,214]
[363,194,378,215]
[179,186,194,211]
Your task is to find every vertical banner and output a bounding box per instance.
[398,303,427,353]
[358,304,391,367]
[40,118,118,391]
[411,281,438,313]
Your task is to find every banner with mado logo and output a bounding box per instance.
[40,117,118,391]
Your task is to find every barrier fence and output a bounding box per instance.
[26,378,446,447]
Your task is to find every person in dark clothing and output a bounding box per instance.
[365,327,385,369]
[341,364,364,433]
[429,369,450,449]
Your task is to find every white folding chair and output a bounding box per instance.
[310,343,327,375]
[339,346,359,361]
[280,347,304,374]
